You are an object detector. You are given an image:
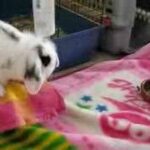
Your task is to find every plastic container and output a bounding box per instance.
[54,26,104,70]
[0,2,104,70]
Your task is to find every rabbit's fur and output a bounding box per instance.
[0,20,59,95]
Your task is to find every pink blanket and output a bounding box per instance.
[0,83,65,132]
[47,43,150,150]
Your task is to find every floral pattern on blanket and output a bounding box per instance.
[50,43,150,150]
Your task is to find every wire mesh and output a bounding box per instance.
[56,0,106,25]
[131,0,150,49]
[0,0,107,38]
[136,0,150,23]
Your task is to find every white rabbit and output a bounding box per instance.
[0,20,59,96]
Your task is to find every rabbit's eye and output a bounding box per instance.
[40,55,51,67]
[36,45,51,67]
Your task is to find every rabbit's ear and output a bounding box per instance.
[0,20,22,41]
[24,60,44,95]
[24,77,43,94]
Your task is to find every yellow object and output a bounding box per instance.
[4,82,28,102]
[2,81,36,123]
